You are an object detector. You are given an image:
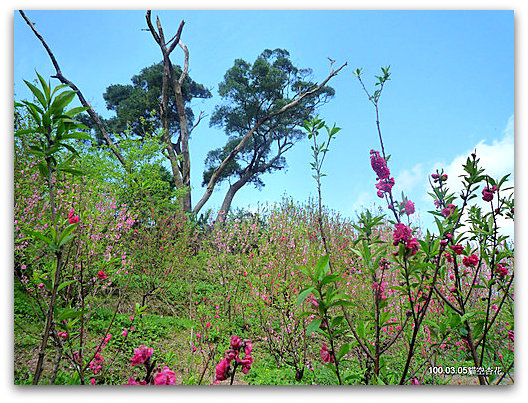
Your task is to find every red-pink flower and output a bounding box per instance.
[450,244,464,255]
[154,366,176,385]
[393,223,412,246]
[215,358,230,381]
[462,254,479,267]
[68,208,80,224]
[97,270,108,279]
[508,330,514,342]
[370,150,390,179]
[496,264,508,278]
[130,345,153,366]
[482,185,497,202]
[230,335,242,350]
[406,237,419,256]
[403,199,415,215]
[441,203,456,218]
[240,355,254,374]
[320,343,334,363]
[58,331,68,339]
[244,340,253,356]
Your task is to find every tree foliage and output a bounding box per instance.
[204,49,335,204]
[82,62,211,142]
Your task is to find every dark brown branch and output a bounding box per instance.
[18,10,130,171]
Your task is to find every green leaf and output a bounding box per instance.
[296,287,315,306]
[24,229,55,249]
[24,80,47,109]
[337,342,351,360]
[57,223,78,247]
[57,307,88,322]
[57,279,77,293]
[306,318,322,335]
[314,254,330,281]
[357,320,365,338]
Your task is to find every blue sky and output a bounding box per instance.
[13,10,514,234]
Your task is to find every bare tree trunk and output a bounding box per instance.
[218,176,249,218]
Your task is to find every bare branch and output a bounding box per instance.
[18,10,130,171]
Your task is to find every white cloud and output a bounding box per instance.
[423,115,514,238]
[396,163,425,193]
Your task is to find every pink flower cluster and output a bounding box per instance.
[441,204,456,218]
[392,223,419,256]
[403,199,415,216]
[215,335,253,382]
[431,173,448,182]
[320,342,334,363]
[68,208,80,224]
[482,185,498,202]
[462,254,478,267]
[370,150,394,198]
[153,366,176,385]
[495,264,508,279]
[370,150,390,179]
[88,333,112,375]
[450,244,464,255]
[130,345,153,366]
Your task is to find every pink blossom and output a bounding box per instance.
[462,254,478,267]
[58,331,68,339]
[320,343,334,363]
[441,204,456,218]
[406,237,419,256]
[215,358,230,381]
[392,223,412,246]
[154,366,176,385]
[403,199,415,215]
[97,270,108,279]
[230,335,243,350]
[130,345,153,366]
[450,244,464,255]
[496,264,508,278]
[68,209,80,224]
[370,150,390,179]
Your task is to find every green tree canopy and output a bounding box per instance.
[204,48,335,214]
[81,61,211,142]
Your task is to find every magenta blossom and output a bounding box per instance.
[403,199,415,215]
[320,343,334,363]
[154,366,176,385]
[68,209,80,224]
[215,358,230,381]
[97,270,108,280]
[406,237,420,256]
[482,185,497,202]
[496,264,508,278]
[130,345,153,366]
[392,223,412,246]
[463,254,479,267]
[230,335,243,350]
[370,150,390,179]
[450,244,464,255]
[441,204,456,218]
